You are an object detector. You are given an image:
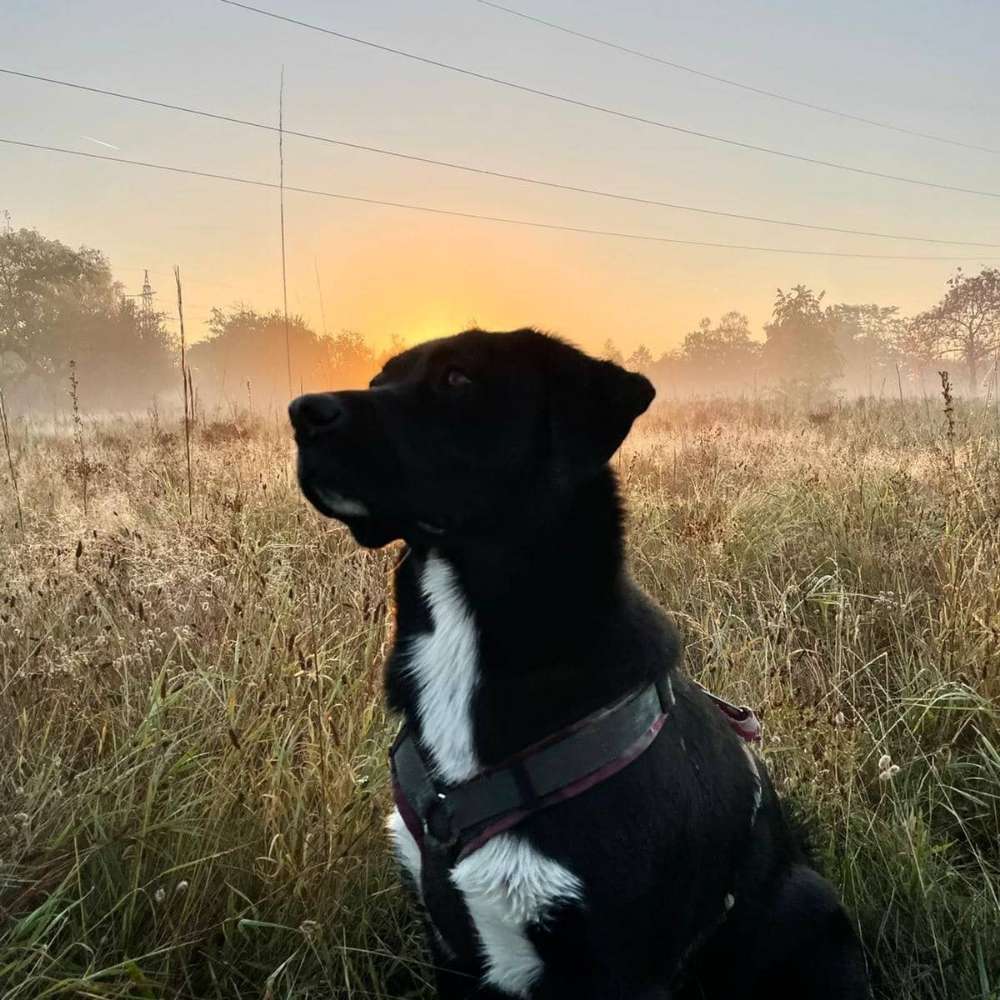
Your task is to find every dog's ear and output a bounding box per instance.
[548,351,655,481]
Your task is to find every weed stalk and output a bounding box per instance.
[175,266,194,517]
[68,360,89,515]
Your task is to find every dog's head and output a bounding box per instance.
[289,328,654,548]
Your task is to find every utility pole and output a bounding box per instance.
[141,269,155,332]
[314,258,328,337]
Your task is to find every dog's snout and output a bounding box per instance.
[289,393,346,434]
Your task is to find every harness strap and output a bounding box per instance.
[391,675,762,862]
[392,677,672,860]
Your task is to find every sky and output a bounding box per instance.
[4,0,1000,357]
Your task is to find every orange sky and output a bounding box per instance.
[4,0,1000,358]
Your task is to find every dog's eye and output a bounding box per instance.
[444,367,472,389]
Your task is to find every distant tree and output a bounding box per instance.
[825,303,903,395]
[601,338,624,366]
[377,333,409,369]
[896,310,945,385]
[678,312,760,391]
[762,286,841,400]
[190,308,381,403]
[70,297,176,407]
[913,268,1000,393]
[190,307,326,401]
[626,344,654,372]
[0,224,174,408]
[320,329,377,388]
[0,225,111,380]
[646,349,683,398]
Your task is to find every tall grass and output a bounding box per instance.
[1,398,998,999]
[0,388,23,530]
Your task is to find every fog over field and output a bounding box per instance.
[3,222,1000,416]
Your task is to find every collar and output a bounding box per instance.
[390,675,760,862]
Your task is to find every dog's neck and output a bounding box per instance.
[444,467,625,633]
[384,468,679,774]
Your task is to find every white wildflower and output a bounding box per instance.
[877,753,900,782]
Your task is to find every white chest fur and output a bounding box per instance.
[404,553,482,784]
[451,832,583,997]
[385,552,585,998]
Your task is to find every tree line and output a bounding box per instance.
[609,276,1000,402]
[0,223,175,411]
[0,223,394,412]
[3,222,999,412]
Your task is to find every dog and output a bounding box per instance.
[289,328,870,999]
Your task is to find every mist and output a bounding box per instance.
[4,223,998,420]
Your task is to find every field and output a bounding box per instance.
[1,395,999,999]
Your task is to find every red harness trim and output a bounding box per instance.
[697,685,762,744]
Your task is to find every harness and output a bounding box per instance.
[391,675,761,862]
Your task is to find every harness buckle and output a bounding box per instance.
[423,792,459,850]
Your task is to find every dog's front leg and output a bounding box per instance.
[424,925,509,1000]
[531,972,673,1000]
[432,969,510,1000]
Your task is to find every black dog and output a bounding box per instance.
[289,328,870,999]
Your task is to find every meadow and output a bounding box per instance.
[0,393,998,999]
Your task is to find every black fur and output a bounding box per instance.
[290,328,870,999]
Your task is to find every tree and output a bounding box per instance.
[916,268,1000,393]
[189,308,381,404]
[69,297,177,407]
[0,223,174,408]
[626,344,653,372]
[825,303,903,396]
[896,310,945,388]
[601,338,624,366]
[377,333,409,369]
[190,307,325,402]
[0,225,112,380]
[321,329,377,388]
[678,312,760,391]
[762,286,841,400]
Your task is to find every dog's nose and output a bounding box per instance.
[288,393,346,433]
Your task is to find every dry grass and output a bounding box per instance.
[1,397,998,999]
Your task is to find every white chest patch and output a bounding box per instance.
[451,833,584,997]
[403,553,481,784]
[395,553,585,996]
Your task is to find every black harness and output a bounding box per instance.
[391,674,760,862]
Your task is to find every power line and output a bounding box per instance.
[4,67,999,249]
[477,0,1000,157]
[215,0,1000,201]
[3,136,997,262]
